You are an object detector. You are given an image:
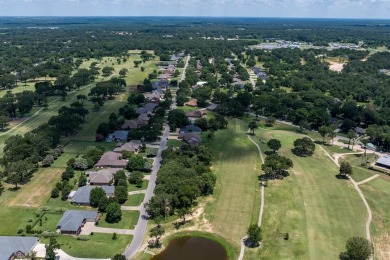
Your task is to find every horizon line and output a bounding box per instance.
[0,15,390,21]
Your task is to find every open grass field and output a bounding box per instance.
[34,212,63,232]
[0,167,63,207]
[124,194,145,207]
[247,130,366,259]
[360,177,390,259]
[41,233,132,258]
[203,119,261,255]
[0,207,37,235]
[99,210,140,230]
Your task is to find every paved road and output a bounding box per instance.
[123,124,170,259]
[180,54,191,82]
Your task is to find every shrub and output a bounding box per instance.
[42,155,55,167]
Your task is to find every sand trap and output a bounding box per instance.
[329,62,345,72]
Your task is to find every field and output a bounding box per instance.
[203,119,261,255]
[41,233,132,258]
[99,210,140,230]
[249,130,366,259]
[0,207,37,235]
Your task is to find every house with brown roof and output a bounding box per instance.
[87,168,122,186]
[185,99,198,107]
[186,110,207,118]
[95,152,128,168]
[121,119,139,130]
[137,114,150,126]
[114,140,142,153]
[179,132,202,146]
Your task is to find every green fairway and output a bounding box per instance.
[99,210,139,229]
[360,177,390,259]
[41,233,132,258]
[124,194,145,207]
[252,130,366,259]
[203,119,261,254]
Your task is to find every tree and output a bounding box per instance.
[329,130,337,145]
[90,187,107,208]
[45,237,60,260]
[177,207,192,223]
[261,154,293,179]
[265,117,276,127]
[267,139,281,153]
[112,255,126,260]
[246,224,262,247]
[339,237,372,260]
[248,120,258,135]
[115,186,128,204]
[119,68,128,77]
[347,130,356,151]
[292,137,316,157]
[0,115,8,130]
[78,174,87,187]
[339,161,353,177]
[167,109,189,129]
[318,126,332,144]
[106,202,122,223]
[149,225,165,246]
[51,187,59,198]
[127,155,146,171]
[129,171,143,187]
[0,180,4,196]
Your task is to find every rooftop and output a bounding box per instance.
[57,210,98,233]
[95,151,128,168]
[72,185,115,204]
[0,236,39,260]
[376,155,390,167]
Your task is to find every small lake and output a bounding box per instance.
[151,236,229,260]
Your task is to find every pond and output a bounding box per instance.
[151,236,229,260]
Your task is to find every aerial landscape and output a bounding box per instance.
[0,1,390,260]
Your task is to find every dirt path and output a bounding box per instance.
[357,175,380,186]
[238,134,265,260]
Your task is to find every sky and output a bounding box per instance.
[0,0,390,19]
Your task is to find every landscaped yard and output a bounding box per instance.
[128,181,148,192]
[166,139,183,147]
[99,210,139,229]
[33,212,63,232]
[42,233,132,258]
[124,194,145,207]
[0,207,37,235]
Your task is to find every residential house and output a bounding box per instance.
[186,110,207,118]
[144,92,161,101]
[136,103,158,115]
[87,168,122,186]
[152,79,170,89]
[114,140,142,153]
[0,236,39,260]
[185,99,198,107]
[379,69,389,74]
[121,119,139,130]
[206,103,218,111]
[180,125,202,134]
[180,132,202,146]
[137,114,150,126]
[106,131,129,142]
[56,210,99,235]
[354,127,366,136]
[375,155,390,169]
[71,186,115,205]
[95,151,128,168]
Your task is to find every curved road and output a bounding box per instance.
[123,124,170,259]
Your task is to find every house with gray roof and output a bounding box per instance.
[106,130,129,142]
[0,236,39,260]
[71,186,115,205]
[180,125,202,134]
[95,151,128,168]
[375,155,390,169]
[56,210,98,235]
[181,132,201,147]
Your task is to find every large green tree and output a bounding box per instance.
[339,237,372,260]
[267,139,281,153]
[106,202,122,223]
[246,224,262,247]
[292,137,316,157]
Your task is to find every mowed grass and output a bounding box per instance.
[124,194,145,207]
[251,130,366,259]
[1,167,62,207]
[203,119,261,254]
[0,83,36,98]
[41,233,132,258]
[99,210,140,229]
[360,177,390,260]
[0,207,37,235]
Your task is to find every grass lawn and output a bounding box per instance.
[250,130,366,259]
[203,118,261,255]
[166,139,183,147]
[341,153,379,182]
[124,194,145,207]
[1,167,62,207]
[0,83,36,98]
[0,207,37,235]
[128,181,148,192]
[33,212,63,232]
[360,177,390,259]
[99,210,139,229]
[42,233,132,258]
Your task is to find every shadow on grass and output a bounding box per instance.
[335,174,349,180]
[8,186,20,191]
